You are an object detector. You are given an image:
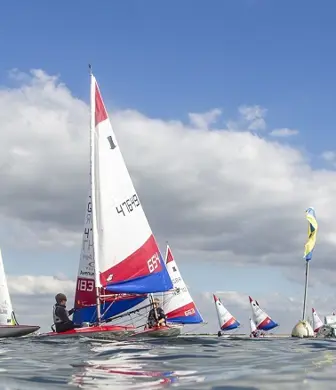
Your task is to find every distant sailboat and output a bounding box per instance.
[213,294,240,337]
[249,296,278,332]
[0,249,40,337]
[163,245,203,325]
[312,308,323,333]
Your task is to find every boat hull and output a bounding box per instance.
[131,324,182,338]
[38,324,135,339]
[0,325,40,338]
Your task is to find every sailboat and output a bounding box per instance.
[249,296,278,332]
[40,69,173,338]
[162,245,203,330]
[312,308,323,333]
[249,317,259,337]
[0,249,40,337]
[213,294,239,337]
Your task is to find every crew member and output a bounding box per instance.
[53,293,80,333]
[147,298,166,328]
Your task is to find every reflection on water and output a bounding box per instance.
[1,336,336,389]
[70,340,204,389]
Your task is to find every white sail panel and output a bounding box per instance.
[312,308,323,332]
[163,245,203,323]
[0,249,14,325]
[249,318,257,333]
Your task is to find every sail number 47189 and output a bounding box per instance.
[116,194,140,216]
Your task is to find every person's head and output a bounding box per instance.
[55,293,67,306]
[153,298,160,308]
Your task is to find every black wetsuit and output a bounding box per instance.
[147,307,166,328]
[53,304,80,333]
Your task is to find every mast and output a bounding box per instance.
[89,64,101,323]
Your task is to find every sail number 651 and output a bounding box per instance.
[77,279,94,292]
[147,253,160,273]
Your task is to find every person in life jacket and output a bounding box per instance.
[53,293,80,333]
[147,298,166,328]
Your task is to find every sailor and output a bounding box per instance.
[147,298,166,328]
[52,293,80,333]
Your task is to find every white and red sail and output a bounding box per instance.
[213,294,239,331]
[249,296,278,331]
[74,72,173,324]
[163,245,203,324]
[249,317,257,334]
[312,308,323,332]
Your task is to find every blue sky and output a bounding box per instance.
[1,0,336,329]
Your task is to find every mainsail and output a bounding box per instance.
[74,71,173,325]
[249,296,278,331]
[0,248,16,325]
[162,245,203,324]
[249,317,257,333]
[213,294,239,331]
[312,308,323,333]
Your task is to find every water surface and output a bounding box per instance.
[1,336,336,389]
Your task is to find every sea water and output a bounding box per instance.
[0,336,336,389]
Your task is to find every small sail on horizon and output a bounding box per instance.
[249,296,278,331]
[213,294,240,331]
[162,244,203,324]
[249,317,257,334]
[312,308,323,333]
[74,71,173,325]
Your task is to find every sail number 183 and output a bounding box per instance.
[116,194,140,216]
[77,279,94,292]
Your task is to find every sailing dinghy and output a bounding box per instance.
[312,308,323,334]
[0,249,40,337]
[213,294,239,337]
[249,296,278,332]
[131,245,204,337]
[40,69,173,339]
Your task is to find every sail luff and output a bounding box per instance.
[89,69,102,323]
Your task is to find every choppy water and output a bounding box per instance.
[1,336,336,389]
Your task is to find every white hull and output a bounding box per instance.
[0,325,40,338]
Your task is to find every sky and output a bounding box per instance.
[1,0,336,333]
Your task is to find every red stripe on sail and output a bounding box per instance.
[221,316,237,330]
[95,81,108,126]
[100,234,163,286]
[166,247,174,264]
[166,302,196,319]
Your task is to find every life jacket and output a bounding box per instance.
[53,304,68,324]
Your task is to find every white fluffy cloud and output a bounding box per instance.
[1,69,336,277]
[270,128,299,137]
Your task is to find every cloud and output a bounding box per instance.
[269,128,299,137]
[188,108,222,130]
[321,151,336,165]
[1,68,336,280]
[8,275,75,296]
[238,104,267,131]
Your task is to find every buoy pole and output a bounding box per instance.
[302,260,309,321]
